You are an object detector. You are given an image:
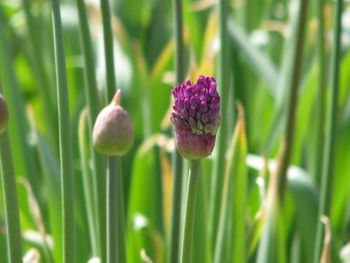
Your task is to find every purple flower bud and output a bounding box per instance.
[171,75,221,160]
[93,90,134,156]
[0,94,9,134]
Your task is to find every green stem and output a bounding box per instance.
[312,0,326,185]
[51,0,76,261]
[107,156,126,263]
[0,132,23,263]
[257,0,309,261]
[209,0,231,248]
[75,0,105,257]
[99,0,118,259]
[78,110,98,256]
[168,0,185,261]
[275,0,309,200]
[0,11,37,196]
[313,0,343,261]
[21,0,57,144]
[180,160,201,263]
[100,0,117,102]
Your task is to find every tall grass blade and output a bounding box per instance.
[75,0,105,257]
[168,0,185,261]
[20,0,57,144]
[99,0,126,262]
[51,0,76,261]
[0,130,23,263]
[214,103,248,263]
[0,11,37,195]
[273,0,309,201]
[100,0,117,101]
[209,0,232,248]
[313,0,343,261]
[98,0,120,261]
[312,0,326,185]
[257,0,309,261]
[78,110,98,256]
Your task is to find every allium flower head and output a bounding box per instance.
[171,75,221,160]
[0,93,9,134]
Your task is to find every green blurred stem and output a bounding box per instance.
[274,0,309,200]
[76,0,105,257]
[312,0,326,185]
[78,111,98,256]
[100,0,117,102]
[168,0,185,262]
[21,0,57,144]
[313,0,343,261]
[107,156,126,263]
[0,11,37,194]
[180,160,201,263]
[257,1,309,261]
[209,0,231,248]
[0,132,23,263]
[51,0,76,261]
[100,0,119,259]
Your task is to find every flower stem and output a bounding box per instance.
[75,0,105,257]
[0,131,23,263]
[107,156,126,263]
[51,0,76,261]
[313,0,343,261]
[99,0,118,259]
[168,0,185,261]
[180,160,201,263]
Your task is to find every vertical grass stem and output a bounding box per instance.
[51,0,76,261]
[313,0,343,261]
[168,0,185,262]
[0,132,23,263]
[209,0,231,247]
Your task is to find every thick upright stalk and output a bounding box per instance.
[274,0,309,199]
[180,160,201,263]
[0,132,23,263]
[100,0,117,102]
[107,156,126,263]
[100,0,119,260]
[168,0,185,261]
[76,0,105,257]
[312,0,326,185]
[209,0,231,247]
[51,0,76,261]
[313,0,343,261]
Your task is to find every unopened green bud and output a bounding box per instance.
[0,94,9,134]
[93,90,134,156]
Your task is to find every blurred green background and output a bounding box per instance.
[1,0,350,262]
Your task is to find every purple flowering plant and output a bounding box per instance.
[171,75,221,160]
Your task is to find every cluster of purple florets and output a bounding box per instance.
[171,75,220,135]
